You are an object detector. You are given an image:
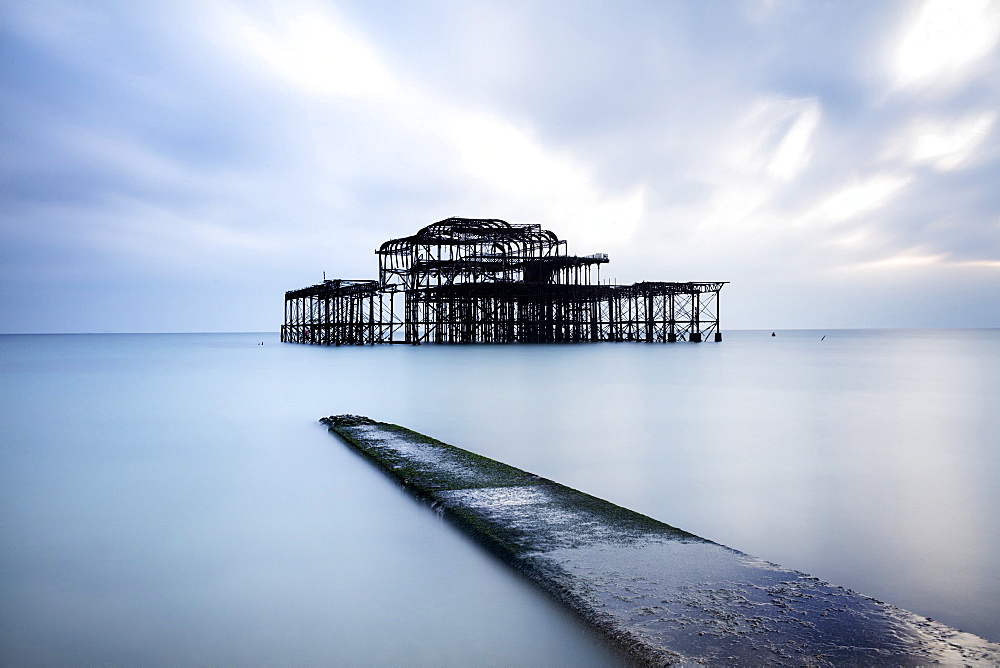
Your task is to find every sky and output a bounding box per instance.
[1,0,998,333]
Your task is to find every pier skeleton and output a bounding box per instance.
[282,217,726,345]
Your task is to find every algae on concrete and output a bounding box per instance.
[320,414,1000,666]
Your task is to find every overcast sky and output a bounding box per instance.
[2,0,998,333]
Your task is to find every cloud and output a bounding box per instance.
[844,251,949,271]
[204,0,651,249]
[0,0,998,331]
[881,112,998,171]
[891,0,1000,92]
[808,173,914,226]
[727,97,822,181]
[212,0,396,100]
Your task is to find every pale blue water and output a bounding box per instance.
[2,330,998,664]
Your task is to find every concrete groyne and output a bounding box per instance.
[321,415,1000,666]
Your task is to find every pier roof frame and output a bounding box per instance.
[376,217,562,254]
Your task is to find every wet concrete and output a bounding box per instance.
[321,415,1000,666]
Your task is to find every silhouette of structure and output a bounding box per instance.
[282,217,726,345]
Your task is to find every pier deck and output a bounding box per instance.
[321,415,1000,666]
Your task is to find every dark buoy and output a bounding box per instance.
[771,331,776,337]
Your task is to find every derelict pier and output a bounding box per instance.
[282,217,726,345]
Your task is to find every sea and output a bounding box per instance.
[1,329,998,665]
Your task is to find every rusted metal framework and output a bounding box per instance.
[282,217,726,345]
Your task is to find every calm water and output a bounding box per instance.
[1,330,998,664]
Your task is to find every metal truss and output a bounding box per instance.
[281,218,726,345]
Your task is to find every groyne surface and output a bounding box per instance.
[321,415,1000,666]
